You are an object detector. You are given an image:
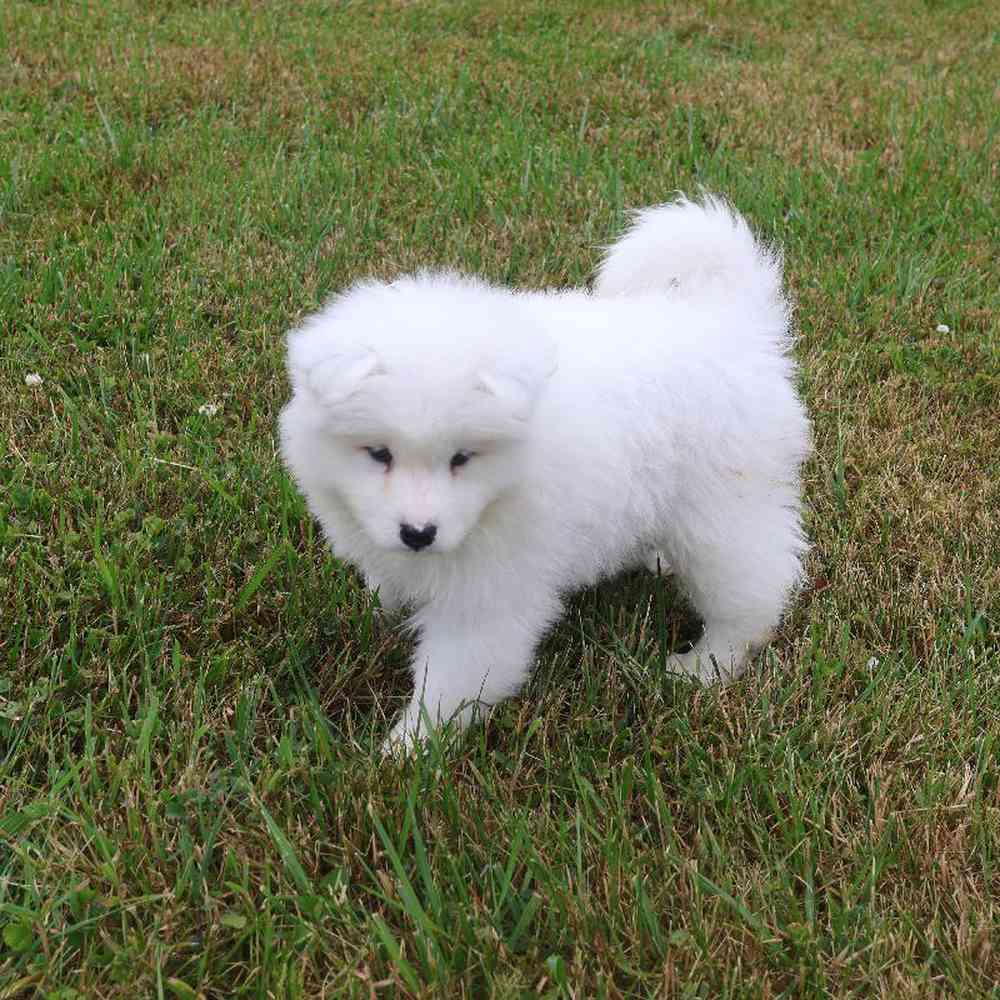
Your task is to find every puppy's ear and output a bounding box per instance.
[304,350,380,407]
[477,342,557,421]
[287,329,381,407]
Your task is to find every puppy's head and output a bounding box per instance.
[280,273,556,555]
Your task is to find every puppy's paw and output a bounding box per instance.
[643,549,672,575]
[667,637,747,685]
[380,698,488,757]
[380,705,443,757]
[381,715,424,757]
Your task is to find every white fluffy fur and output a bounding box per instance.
[279,195,811,751]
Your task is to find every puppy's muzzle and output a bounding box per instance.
[400,522,437,551]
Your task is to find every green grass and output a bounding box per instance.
[2,0,999,995]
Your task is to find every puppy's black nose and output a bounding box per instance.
[400,523,437,551]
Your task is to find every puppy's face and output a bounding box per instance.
[317,429,517,554]
[280,275,556,556]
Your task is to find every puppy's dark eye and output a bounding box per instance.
[450,451,472,470]
[365,446,393,467]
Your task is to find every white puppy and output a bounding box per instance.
[279,196,811,751]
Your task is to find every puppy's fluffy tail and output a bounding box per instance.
[594,194,787,324]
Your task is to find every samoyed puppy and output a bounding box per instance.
[280,195,811,751]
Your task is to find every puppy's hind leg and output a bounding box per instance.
[667,500,805,684]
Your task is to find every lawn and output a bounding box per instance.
[2,0,999,996]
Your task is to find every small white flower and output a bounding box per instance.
[198,402,221,417]
[935,323,950,334]
[866,656,879,670]
[24,373,43,387]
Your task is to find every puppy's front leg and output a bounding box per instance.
[383,594,559,753]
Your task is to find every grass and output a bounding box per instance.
[1,0,998,995]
